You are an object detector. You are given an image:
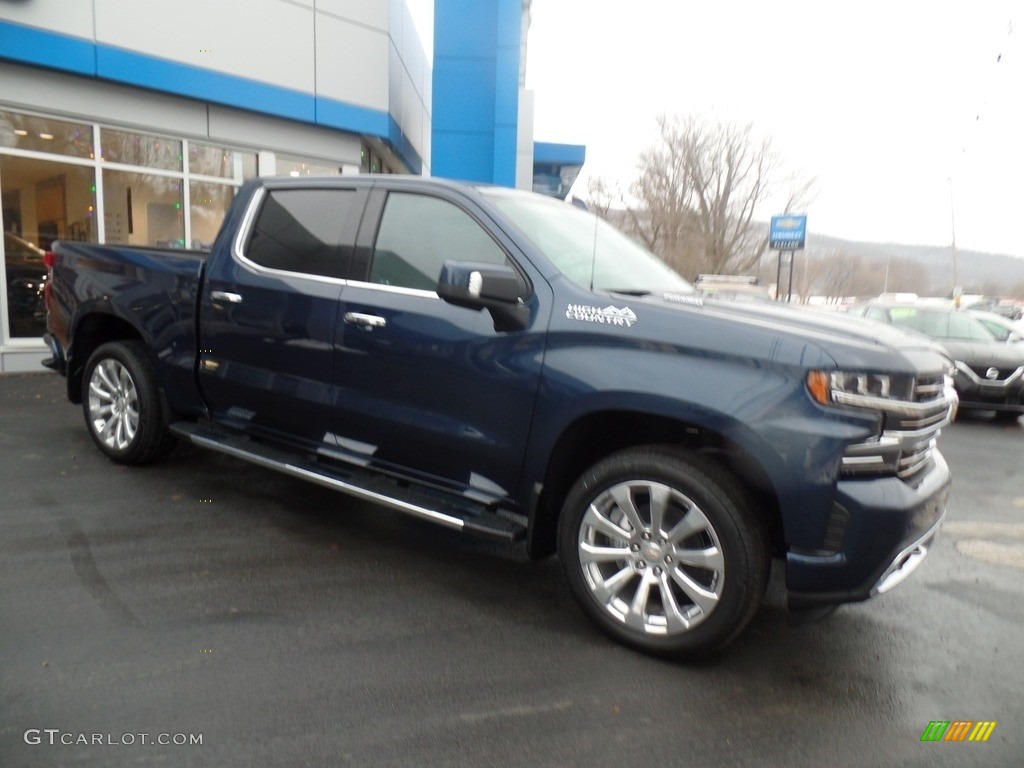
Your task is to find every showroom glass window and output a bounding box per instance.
[189,142,257,248]
[0,110,98,338]
[100,129,185,246]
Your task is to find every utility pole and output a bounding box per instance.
[949,177,961,306]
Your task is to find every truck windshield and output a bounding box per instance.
[482,189,695,295]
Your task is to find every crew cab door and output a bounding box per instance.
[331,188,548,503]
[198,185,365,447]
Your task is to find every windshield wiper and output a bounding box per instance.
[606,288,652,297]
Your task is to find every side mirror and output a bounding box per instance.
[437,261,529,332]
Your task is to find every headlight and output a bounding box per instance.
[806,371,912,408]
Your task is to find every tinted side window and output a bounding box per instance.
[369,193,508,290]
[246,189,358,278]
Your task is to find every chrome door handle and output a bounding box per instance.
[210,291,243,304]
[343,312,387,330]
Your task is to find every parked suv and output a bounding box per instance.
[849,300,1024,422]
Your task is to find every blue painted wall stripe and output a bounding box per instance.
[534,142,587,165]
[95,45,317,123]
[0,19,95,76]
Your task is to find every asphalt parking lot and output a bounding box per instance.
[2,372,1022,767]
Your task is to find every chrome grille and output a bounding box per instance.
[912,373,946,401]
[889,373,956,484]
[841,372,957,486]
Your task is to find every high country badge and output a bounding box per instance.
[566,304,638,327]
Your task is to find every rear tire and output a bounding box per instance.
[557,446,769,658]
[82,341,175,464]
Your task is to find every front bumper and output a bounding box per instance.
[787,450,951,608]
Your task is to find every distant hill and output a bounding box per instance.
[769,233,1024,299]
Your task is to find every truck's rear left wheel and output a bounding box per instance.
[558,446,769,658]
[82,341,174,464]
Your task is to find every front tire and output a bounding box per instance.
[558,446,769,658]
[82,341,174,464]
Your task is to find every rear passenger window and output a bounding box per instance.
[369,193,508,290]
[246,189,358,278]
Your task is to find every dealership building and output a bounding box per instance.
[0,0,584,372]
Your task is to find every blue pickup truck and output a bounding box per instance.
[44,176,957,657]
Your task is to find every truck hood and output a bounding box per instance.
[635,293,954,375]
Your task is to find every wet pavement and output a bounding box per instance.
[1,372,1021,767]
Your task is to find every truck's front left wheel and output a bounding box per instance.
[558,446,769,658]
[82,341,174,465]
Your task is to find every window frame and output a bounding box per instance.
[351,188,532,300]
[236,184,368,284]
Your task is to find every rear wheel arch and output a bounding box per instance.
[67,313,146,404]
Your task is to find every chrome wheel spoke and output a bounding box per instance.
[657,572,691,632]
[89,379,113,400]
[676,544,724,572]
[665,505,711,545]
[592,563,636,604]
[579,541,632,565]
[625,571,655,630]
[648,484,670,537]
[669,565,721,615]
[609,484,645,534]
[100,413,119,445]
[582,503,631,542]
[97,360,119,393]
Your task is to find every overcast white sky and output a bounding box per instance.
[524,0,1023,258]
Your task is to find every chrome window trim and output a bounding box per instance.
[343,279,440,300]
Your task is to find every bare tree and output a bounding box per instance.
[608,114,813,280]
[625,118,704,276]
[584,176,619,221]
[679,116,775,274]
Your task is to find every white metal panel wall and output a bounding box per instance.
[208,104,361,164]
[0,62,360,164]
[318,0,389,31]
[0,62,210,136]
[315,14,390,111]
[0,0,94,40]
[386,0,431,172]
[94,0,316,94]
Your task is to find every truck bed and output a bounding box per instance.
[47,241,208,415]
